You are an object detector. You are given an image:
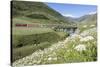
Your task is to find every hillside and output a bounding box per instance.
[12,1,73,24]
[63,16,77,23]
[64,13,97,24]
[13,27,97,66]
[12,1,73,62]
[76,13,97,32]
[77,13,97,24]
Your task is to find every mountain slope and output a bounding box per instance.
[12,1,74,24]
[77,13,97,24]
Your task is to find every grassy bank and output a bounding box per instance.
[12,28,69,62]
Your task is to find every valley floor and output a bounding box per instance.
[12,27,97,66]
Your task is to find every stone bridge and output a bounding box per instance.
[53,26,77,34]
[15,23,78,34]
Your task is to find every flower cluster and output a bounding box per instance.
[83,25,87,28]
[74,44,86,52]
[90,24,95,27]
[80,36,94,42]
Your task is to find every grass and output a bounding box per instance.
[12,42,51,62]
[13,27,54,35]
[56,42,97,63]
[39,29,97,64]
[12,27,97,66]
[12,27,69,62]
[12,27,69,48]
[56,32,69,38]
[12,45,35,62]
[26,14,49,20]
[13,31,62,48]
[12,1,68,24]
[77,21,97,33]
[12,1,97,65]
[12,16,63,26]
[55,28,97,63]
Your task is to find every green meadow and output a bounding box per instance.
[12,1,97,66]
[12,27,68,62]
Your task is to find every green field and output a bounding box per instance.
[13,27,54,35]
[12,27,69,62]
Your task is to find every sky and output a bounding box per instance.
[46,3,97,18]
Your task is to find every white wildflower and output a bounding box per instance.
[63,38,68,43]
[83,25,87,28]
[74,44,86,52]
[58,41,64,45]
[28,62,33,65]
[48,57,52,61]
[80,36,94,42]
[80,32,89,37]
[70,34,82,39]
[90,24,95,27]
[49,48,53,51]
[53,57,57,60]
